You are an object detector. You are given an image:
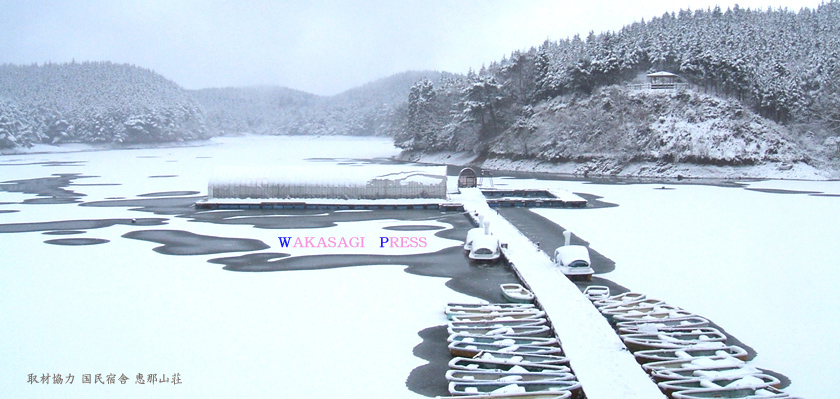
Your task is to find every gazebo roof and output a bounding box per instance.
[647,71,680,78]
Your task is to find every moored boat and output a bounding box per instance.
[447,324,552,337]
[447,302,536,310]
[553,230,593,281]
[501,283,536,303]
[448,341,564,358]
[445,369,576,383]
[633,345,749,365]
[447,334,560,347]
[651,363,762,383]
[672,385,790,398]
[600,302,678,325]
[583,285,610,300]
[612,308,699,324]
[451,311,547,322]
[471,350,571,366]
[449,317,547,329]
[435,390,571,399]
[621,327,728,352]
[658,373,781,398]
[446,306,543,320]
[642,354,746,375]
[598,298,668,313]
[469,235,502,263]
[616,316,712,334]
[592,292,646,308]
[448,357,572,373]
[448,380,583,397]
[464,227,485,252]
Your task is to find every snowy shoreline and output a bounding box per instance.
[398,150,834,181]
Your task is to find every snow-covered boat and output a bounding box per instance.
[621,327,728,352]
[599,301,676,324]
[448,380,582,397]
[447,302,536,311]
[598,298,667,312]
[450,311,547,322]
[449,317,547,330]
[469,235,502,263]
[553,231,593,280]
[435,390,571,399]
[658,373,781,398]
[447,324,552,337]
[672,385,790,399]
[448,357,572,373]
[447,334,560,347]
[612,308,699,324]
[642,354,746,375]
[593,292,646,309]
[445,369,576,383]
[471,350,571,366]
[446,305,543,320]
[501,283,535,303]
[448,341,564,358]
[464,227,485,252]
[652,363,762,383]
[583,285,610,300]
[616,316,711,334]
[633,345,749,365]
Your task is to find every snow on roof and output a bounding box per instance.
[209,164,446,187]
[647,71,680,77]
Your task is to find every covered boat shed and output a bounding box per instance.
[209,165,448,200]
[458,168,478,188]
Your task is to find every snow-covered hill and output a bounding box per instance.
[400,86,831,179]
[394,3,840,179]
[0,62,207,148]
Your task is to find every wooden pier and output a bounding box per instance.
[455,188,666,399]
[194,200,464,211]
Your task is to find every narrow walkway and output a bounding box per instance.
[454,188,665,399]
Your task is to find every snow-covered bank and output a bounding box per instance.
[481,158,831,181]
[398,149,832,180]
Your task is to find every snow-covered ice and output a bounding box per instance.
[0,136,471,398]
[2,135,837,398]
[524,177,840,399]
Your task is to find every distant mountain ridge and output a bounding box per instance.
[192,70,444,136]
[0,63,443,149]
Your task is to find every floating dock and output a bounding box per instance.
[481,188,587,208]
[454,188,666,399]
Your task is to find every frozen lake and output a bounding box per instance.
[1,135,837,398]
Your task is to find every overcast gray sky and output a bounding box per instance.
[0,0,825,96]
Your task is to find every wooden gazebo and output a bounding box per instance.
[646,71,686,90]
